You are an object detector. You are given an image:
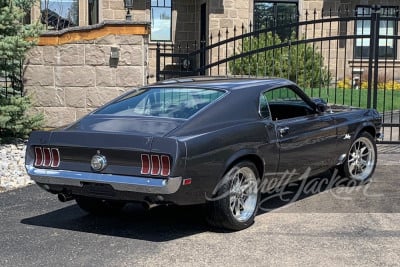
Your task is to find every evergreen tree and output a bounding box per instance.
[0,0,43,143]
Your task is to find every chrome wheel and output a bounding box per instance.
[346,136,376,181]
[229,167,258,222]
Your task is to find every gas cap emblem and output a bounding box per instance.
[91,150,107,171]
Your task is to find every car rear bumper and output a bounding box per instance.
[26,166,182,195]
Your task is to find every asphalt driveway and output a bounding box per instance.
[0,150,399,267]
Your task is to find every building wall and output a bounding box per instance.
[24,22,150,128]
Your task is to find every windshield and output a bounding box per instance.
[95,87,225,119]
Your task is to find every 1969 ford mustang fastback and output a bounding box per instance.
[26,77,382,230]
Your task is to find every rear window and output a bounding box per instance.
[95,87,225,119]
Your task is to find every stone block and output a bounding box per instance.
[113,10,127,20]
[119,45,143,66]
[229,9,238,18]
[224,0,235,8]
[220,19,233,28]
[24,65,54,86]
[102,0,110,9]
[85,45,109,65]
[95,35,116,45]
[55,66,95,87]
[238,9,250,19]
[109,0,124,9]
[86,87,125,108]
[115,35,144,45]
[116,66,144,87]
[25,47,43,65]
[42,46,58,65]
[27,86,65,108]
[58,44,85,65]
[235,0,250,9]
[65,87,87,108]
[96,67,117,87]
[102,9,114,20]
[43,107,77,128]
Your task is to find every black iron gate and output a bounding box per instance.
[0,59,23,99]
[156,6,400,144]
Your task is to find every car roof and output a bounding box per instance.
[152,77,295,91]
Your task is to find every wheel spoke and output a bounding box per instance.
[348,157,356,163]
[360,159,368,167]
[361,151,370,157]
[234,201,241,216]
[349,162,356,175]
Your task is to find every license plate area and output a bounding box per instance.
[81,182,116,197]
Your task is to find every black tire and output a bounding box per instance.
[340,132,377,183]
[75,196,125,215]
[206,161,260,231]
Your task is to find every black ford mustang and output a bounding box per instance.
[26,77,382,230]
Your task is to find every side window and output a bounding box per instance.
[259,94,270,118]
[264,87,314,120]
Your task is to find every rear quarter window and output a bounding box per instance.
[95,87,225,119]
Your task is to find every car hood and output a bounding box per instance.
[66,115,185,137]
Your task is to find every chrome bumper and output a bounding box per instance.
[26,166,182,194]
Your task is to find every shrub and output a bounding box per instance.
[0,96,43,143]
[229,32,331,88]
[337,78,400,91]
[337,78,352,89]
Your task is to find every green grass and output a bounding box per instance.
[303,87,400,113]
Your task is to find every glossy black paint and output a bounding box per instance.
[26,78,382,205]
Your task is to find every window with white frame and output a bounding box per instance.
[151,0,172,41]
[355,6,397,59]
[254,0,298,40]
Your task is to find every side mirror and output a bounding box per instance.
[316,103,328,113]
[312,98,328,113]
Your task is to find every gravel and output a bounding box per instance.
[0,143,33,192]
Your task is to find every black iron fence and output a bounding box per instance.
[156,6,400,144]
[0,59,24,99]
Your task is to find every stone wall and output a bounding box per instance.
[102,0,148,21]
[24,21,150,128]
[206,0,251,76]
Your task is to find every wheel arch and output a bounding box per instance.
[354,123,376,140]
[224,151,264,180]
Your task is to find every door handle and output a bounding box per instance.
[278,127,290,137]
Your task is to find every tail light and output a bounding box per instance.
[51,148,60,167]
[43,148,51,167]
[140,154,150,174]
[160,155,171,176]
[34,147,43,166]
[33,146,60,168]
[141,154,171,177]
[150,155,161,175]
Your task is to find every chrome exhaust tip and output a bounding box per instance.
[58,193,74,202]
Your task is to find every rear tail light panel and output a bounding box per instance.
[33,147,171,177]
[141,154,171,177]
[33,146,60,168]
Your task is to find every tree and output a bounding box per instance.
[230,32,331,88]
[0,0,43,143]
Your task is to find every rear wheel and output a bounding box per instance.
[75,196,125,215]
[206,161,260,231]
[341,132,377,183]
